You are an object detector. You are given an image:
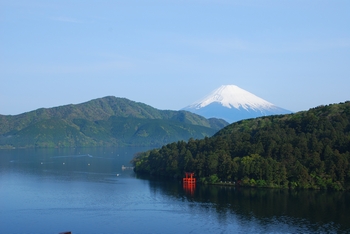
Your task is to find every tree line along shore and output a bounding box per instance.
[132,101,350,191]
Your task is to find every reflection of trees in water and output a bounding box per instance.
[206,187,350,232]
[141,176,350,232]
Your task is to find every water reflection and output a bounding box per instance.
[183,183,196,196]
[140,175,350,233]
[183,172,196,196]
[1,148,350,233]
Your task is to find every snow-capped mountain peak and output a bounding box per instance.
[188,85,275,111]
[182,85,292,123]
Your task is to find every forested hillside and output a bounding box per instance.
[133,101,350,190]
[0,96,228,148]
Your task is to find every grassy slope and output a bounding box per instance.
[0,96,228,148]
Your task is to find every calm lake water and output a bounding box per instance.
[0,147,349,234]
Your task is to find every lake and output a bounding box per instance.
[0,147,349,234]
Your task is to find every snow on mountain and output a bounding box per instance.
[186,85,275,110]
[182,85,292,123]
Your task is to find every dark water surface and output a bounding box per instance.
[0,148,349,234]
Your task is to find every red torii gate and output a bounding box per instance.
[183,172,196,195]
[183,172,196,184]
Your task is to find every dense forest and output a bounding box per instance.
[132,101,350,190]
[0,96,227,148]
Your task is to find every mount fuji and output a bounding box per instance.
[182,85,292,123]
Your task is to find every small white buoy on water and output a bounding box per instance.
[116,174,120,176]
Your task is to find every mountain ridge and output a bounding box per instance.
[0,96,228,148]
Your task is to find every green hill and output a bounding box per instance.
[0,96,228,148]
[132,101,350,191]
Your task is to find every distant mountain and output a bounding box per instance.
[182,85,292,123]
[0,96,228,149]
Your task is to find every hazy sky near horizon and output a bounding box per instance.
[1,0,349,115]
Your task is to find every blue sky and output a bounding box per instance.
[1,0,349,115]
